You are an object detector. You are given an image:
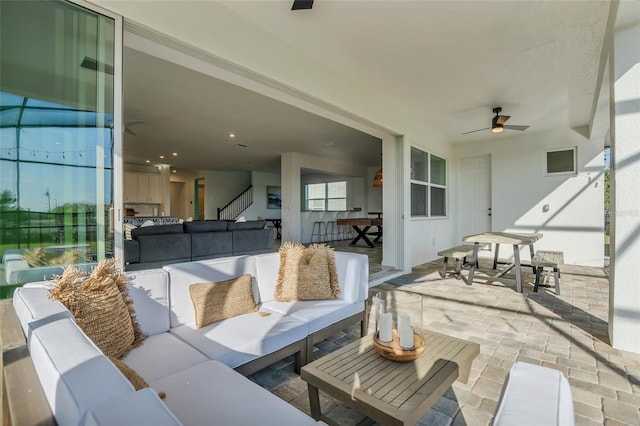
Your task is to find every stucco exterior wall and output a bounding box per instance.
[454,128,605,267]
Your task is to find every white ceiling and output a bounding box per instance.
[122,0,611,173]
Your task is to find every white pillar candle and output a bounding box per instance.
[397,314,410,333]
[400,325,414,349]
[378,313,392,342]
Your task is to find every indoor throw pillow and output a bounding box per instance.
[189,274,258,328]
[275,242,340,302]
[49,259,147,359]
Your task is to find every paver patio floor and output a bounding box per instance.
[249,257,640,425]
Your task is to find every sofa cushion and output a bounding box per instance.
[84,388,182,426]
[121,333,209,383]
[170,311,307,369]
[493,361,575,426]
[125,269,171,336]
[3,259,97,286]
[231,228,274,254]
[137,234,191,263]
[261,299,363,334]
[27,315,134,426]
[150,361,316,426]
[190,231,233,260]
[183,220,228,233]
[12,286,72,335]
[189,274,258,328]
[164,257,257,328]
[275,243,339,302]
[108,356,159,395]
[49,260,145,359]
[227,219,266,231]
[124,239,140,263]
[132,224,184,239]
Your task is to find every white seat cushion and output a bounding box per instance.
[121,332,208,383]
[84,388,182,426]
[150,361,316,426]
[262,299,363,334]
[170,311,307,369]
[493,361,575,426]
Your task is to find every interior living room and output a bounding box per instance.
[1,1,639,425]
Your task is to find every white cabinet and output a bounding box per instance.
[124,172,139,203]
[124,172,162,203]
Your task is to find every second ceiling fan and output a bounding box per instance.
[463,107,530,135]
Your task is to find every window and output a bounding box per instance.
[411,147,447,217]
[304,181,347,211]
[546,147,576,175]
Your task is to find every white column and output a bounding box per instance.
[609,17,640,353]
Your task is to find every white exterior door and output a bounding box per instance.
[460,154,492,239]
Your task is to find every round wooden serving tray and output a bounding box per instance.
[373,331,426,362]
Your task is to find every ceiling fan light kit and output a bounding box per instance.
[291,0,313,10]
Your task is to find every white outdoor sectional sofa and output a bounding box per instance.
[8,250,369,425]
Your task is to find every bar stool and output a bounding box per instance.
[311,221,327,243]
[326,221,343,242]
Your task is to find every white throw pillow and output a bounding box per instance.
[140,220,155,227]
[235,216,247,223]
[124,224,137,240]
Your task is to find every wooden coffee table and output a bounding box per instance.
[300,330,479,426]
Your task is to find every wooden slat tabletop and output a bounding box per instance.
[301,330,480,426]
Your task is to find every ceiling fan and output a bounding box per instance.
[124,120,144,136]
[462,107,530,135]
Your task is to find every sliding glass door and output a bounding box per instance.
[0,0,121,294]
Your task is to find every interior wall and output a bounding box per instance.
[198,170,251,219]
[242,171,281,220]
[453,128,605,266]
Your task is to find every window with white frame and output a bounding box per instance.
[410,147,447,217]
[546,147,576,175]
[305,181,347,211]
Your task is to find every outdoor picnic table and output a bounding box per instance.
[462,231,543,293]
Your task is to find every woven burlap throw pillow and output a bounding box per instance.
[275,242,340,302]
[189,274,258,328]
[109,357,165,399]
[49,259,146,359]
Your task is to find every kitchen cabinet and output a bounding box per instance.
[124,172,162,203]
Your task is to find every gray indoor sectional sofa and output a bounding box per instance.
[124,220,274,270]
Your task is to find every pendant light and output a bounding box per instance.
[373,153,383,187]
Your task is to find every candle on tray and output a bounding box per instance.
[378,312,392,342]
[398,314,414,349]
[400,325,414,349]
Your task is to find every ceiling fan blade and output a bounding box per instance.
[496,115,511,125]
[504,125,530,131]
[126,120,145,126]
[462,127,491,135]
[124,126,137,136]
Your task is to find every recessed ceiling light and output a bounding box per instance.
[145,160,151,163]
[229,133,236,139]
[159,155,165,159]
[172,152,178,156]
[172,169,177,173]
[234,144,247,148]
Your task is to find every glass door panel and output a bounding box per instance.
[0,0,117,294]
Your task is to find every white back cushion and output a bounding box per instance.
[28,315,133,426]
[125,269,171,335]
[12,286,71,335]
[164,256,257,327]
[254,251,369,304]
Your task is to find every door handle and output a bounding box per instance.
[488,207,492,217]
